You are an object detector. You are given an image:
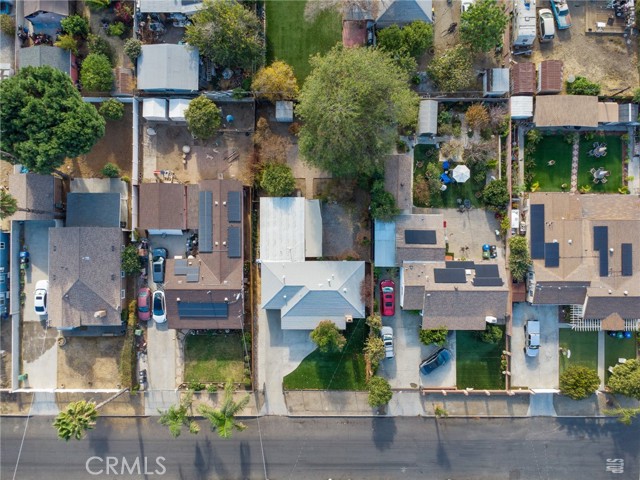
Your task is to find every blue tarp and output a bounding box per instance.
[440,173,451,184]
[443,161,450,170]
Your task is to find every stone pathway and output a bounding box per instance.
[570,137,580,193]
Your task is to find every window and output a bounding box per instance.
[121,289,126,299]
[121,270,125,278]
[0,242,5,249]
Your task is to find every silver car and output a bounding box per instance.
[381,326,394,359]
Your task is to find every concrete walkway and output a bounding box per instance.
[528,392,557,417]
[628,126,639,195]
[597,330,606,389]
[570,137,580,193]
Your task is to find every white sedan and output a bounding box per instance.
[152,290,167,324]
[34,280,48,316]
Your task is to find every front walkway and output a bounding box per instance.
[570,136,579,193]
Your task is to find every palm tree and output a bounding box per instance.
[53,400,98,441]
[198,381,250,439]
[158,391,200,438]
[0,191,18,219]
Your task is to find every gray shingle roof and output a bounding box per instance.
[403,285,425,310]
[8,173,63,221]
[377,0,432,27]
[139,183,188,230]
[66,193,121,228]
[18,46,70,74]
[24,0,69,17]
[533,281,589,305]
[583,296,640,320]
[422,290,509,330]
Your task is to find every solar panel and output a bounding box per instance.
[544,242,560,268]
[473,277,504,287]
[174,259,189,275]
[227,226,241,258]
[475,264,499,278]
[177,302,229,318]
[199,190,213,253]
[227,191,241,223]
[405,230,437,245]
[621,243,633,276]
[445,261,475,269]
[593,226,608,252]
[599,250,609,277]
[186,266,200,282]
[530,204,545,259]
[434,268,466,283]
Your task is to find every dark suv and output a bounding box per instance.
[419,348,452,375]
[152,248,167,284]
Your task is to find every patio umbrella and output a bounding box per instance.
[452,164,471,183]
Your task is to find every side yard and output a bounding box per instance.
[184,333,246,384]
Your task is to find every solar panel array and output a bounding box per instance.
[405,230,437,245]
[227,191,241,223]
[530,204,545,259]
[227,226,241,258]
[177,302,229,318]
[593,226,609,277]
[473,277,504,287]
[445,261,475,269]
[474,264,499,278]
[199,190,213,253]
[544,242,560,268]
[621,243,633,276]
[174,258,200,281]
[434,268,466,283]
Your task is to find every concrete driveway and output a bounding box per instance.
[511,303,560,389]
[146,319,176,391]
[419,332,457,389]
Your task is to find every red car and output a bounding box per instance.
[380,280,395,316]
[137,287,152,321]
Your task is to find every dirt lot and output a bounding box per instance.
[525,1,638,95]
[61,103,133,179]
[57,336,123,389]
[0,319,12,389]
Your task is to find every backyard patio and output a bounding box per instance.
[577,135,623,193]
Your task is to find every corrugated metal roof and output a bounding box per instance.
[142,98,168,121]
[512,62,536,96]
[418,100,438,136]
[259,197,306,262]
[275,101,294,122]
[305,200,323,258]
[168,98,190,121]
[374,220,396,267]
[511,96,533,119]
[538,60,563,94]
[137,44,199,91]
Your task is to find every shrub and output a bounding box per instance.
[99,99,125,120]
[101,162,121,178]
[121,244,141,275]
[54,34,78,55]
[114,1,134,25]
[310,320,346,353]
[633,87,640,104]
[560,366,600,400]
[364,336,385,371]
[366,314,382,336]
[288,122,301,135]
[508,236,531,282]
[367,376,393,408]
[88,34,114,64]
[465,104,490,131]
[107,21,125,37]
[188,381,205,391]
[206,384,218,394]
[419,327,448,346]
[482,179,509,211]
[260,163,296,196]
[81,53,114,92]
[124,38,142,63]
[86,0,110,9]
[0,13,15,35]
[61,14,89,37]
[476,324,503,344]
[370,179,400,221]
[526,129,543,146]
[566,76,601,96]
[607,359,640,399]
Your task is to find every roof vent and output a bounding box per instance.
[215,201,219,206]
[624,291,628,296]
[568,239,573,244]
[223,201,227,206]
[177,297,181,302]
[215,241,219,246]
[609,248,614,254]
[608,290,612,294]
[343,288,347,293]
[283,295,287,299]
[224,297,229,302]
[553,239,558,243]
[223,241,226,246]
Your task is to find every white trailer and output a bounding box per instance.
[512,0,537,51]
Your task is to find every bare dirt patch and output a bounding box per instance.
[57,336,123,389]
[21,322,56,363]
[0,319,12,389]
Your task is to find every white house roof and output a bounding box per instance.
[138,0,203,14]
[143,98,168,121]
[137,44,199,91]
[169,98,190,121]
[261,261,366,329]
[374,220,396,267]
[510,96,533,119]
[259,197,322,261]
[376,0,433,27]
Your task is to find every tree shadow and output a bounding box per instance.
[240,440,252,479]
[193,437,215,480]
[372,417,396,451]
[434,418,451,468]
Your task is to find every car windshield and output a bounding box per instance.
[35,305,44,312]
[139,305,149,312]
[153,296,163,312]
[154,263,162,272]
[382,287,394,293]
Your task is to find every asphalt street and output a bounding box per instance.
[1,416,638,480]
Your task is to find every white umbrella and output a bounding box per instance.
[452,165,471,183]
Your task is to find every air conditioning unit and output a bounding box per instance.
[345,315,353,323]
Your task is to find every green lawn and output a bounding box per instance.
[558,330,598,375]
[604,332,637,381]
[577,135,624,193]
[413,145,484,209]
[184,333,245,383]
[283,319,368,390]
[456,328,506,390]
[527,135,573,191]
[265,0,342,83]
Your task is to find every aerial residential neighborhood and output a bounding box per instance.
[0,0,639,478]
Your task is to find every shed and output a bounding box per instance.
[169,98,190,121]
[275,101,294,122]
[137,44,199,92]
[343,20,369,47]
[418,100,438,137]
[537,60,563,94]
[143,98,168,121]
[598,102,619,124]
[534,95,599,128]
[510,96,533,119]
[618,104,639,125]
[511,62,536,96]
[374,221,396,267]
[483,68,509,97]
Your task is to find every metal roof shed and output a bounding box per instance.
[137,44,199,92]
[537,60,563,94]
[275,101,294,122]
[374,220,396,267]
[511,62,536,96]
[143,98,168,121]
[510,96,533,119]
[169,98,190,121]
[418,100,438,137]
[483,68,509,97]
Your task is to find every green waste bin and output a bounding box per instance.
[18,373,28,382]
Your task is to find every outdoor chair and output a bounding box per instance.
[601,177,608,184]
[590,168,596,175]
[593,178,600,184]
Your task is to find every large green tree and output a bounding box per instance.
[377,21,433,59]
[297,46,418,178]
[310,320,347,353]
[184,95,222,140]
[80,53,114,92]
[607,359,640,399]
[0,66,105,173]
[460,0,508,52]
[53,400,98,441]
[427,45,474,92]
[260,162,296,196]
[508,236,531,282]
[482,178,509,211]
[185,0,263,70]
[252,60,299,102]
[198,381,250,439]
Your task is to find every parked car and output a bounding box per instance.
[538,9,555,43]
[380,280,395,316]
[152,290,167,324]
[525,319,541,357]
[550,0,572,29]
[152,248,167,284]
[461,0,474,13]
[381,326,394,359]
[137,287,152,321]
[33,279,48,316]
[419,348,452,375]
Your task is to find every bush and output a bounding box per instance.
[185,95,222,140]
[121,244,141,276]
[114,1,134,25]
[188,381,205,391]
[607,359,640,399]
[465,104,490,131]
[101,162,121,178]
[124,38,142,63]
[633,88,640,104]
[80,53,114,92]
[476,325,503,344]
[419,327,448,346]
[310,320,346,353]
[370,179,400,221]
[54,34,78,55]
[367,376,393,408]
[107,21,125,37]
[566,76,601,96]
[61,14,89,37]
[0,14,15,35]
[99,99,125,120]
[206,384,218,394]
[526,129,543,146]
[482,179,509,211]
[560,366,600,400]
[364,336,385,371]
[366,314,382,336]
[508,236,531,282]
[88,34,114,64]
[260,163,296,196]
[86,0,110,9]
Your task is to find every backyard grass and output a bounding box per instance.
[455,328,506,390]
[283,318,367,390]
[413,145,484,209]
[265,0,342,82]
[527,135,573,191]
[604,332,637,381]
[184,333,245,383]
[558,330,598,375]
[577,135,624,193]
